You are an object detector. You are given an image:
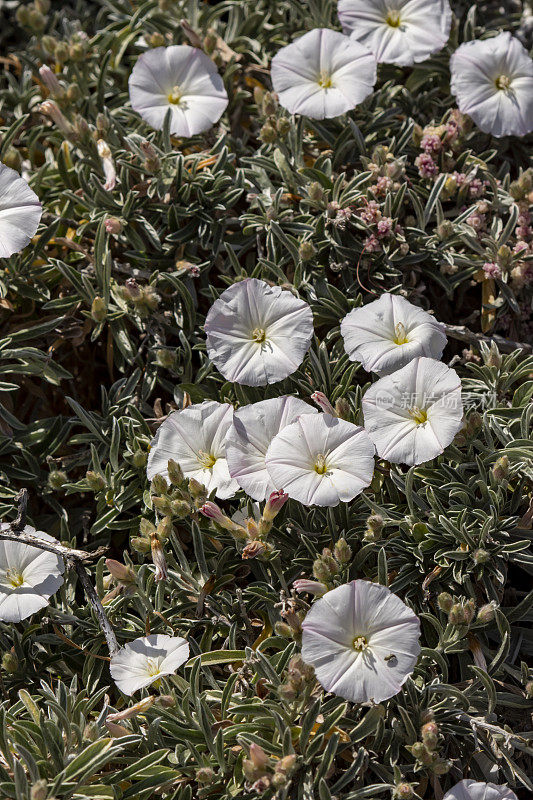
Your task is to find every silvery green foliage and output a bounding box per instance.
[0,0,532,798]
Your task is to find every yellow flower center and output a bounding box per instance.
[385,9,401,26]
[197,450,217,469]
[408,407,428,425]
[167,85,183,105]
[314,454,328,475]
[146,657,162,677]
[318,73,333,89]
[353,635,368,651]
[252,328,266,343]
[495,75,511,91]
[393,322,409,345]
[6,569,24,589]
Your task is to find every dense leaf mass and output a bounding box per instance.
[0,0,532,798]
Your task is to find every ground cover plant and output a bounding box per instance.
[0,0,532,798]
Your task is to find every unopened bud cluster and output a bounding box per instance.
[243,743,297,792]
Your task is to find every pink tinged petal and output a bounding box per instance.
[341,293,447,376]
[129,45,228,137]
[301,580,420,703]
[264,414,374,507]
[271,28,376,120]
[338,0,451,65]
[443,780,518,800]
[205,279,314,386]
[225,396,316,500]
[363,357,463,465]
[0,164,42,258]
[450,33,533,138]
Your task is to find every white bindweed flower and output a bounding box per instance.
[110,634,189,695]
[301,580,420,703]
[341,293,447,376]
[205,279,314,386]
[450,33,533,138]
[0,163,42,258]
[0,526,64,622]
[225,396,317,500]
[338,0,452,66]
[271,28,377,119]
[443,781,518,800]
[264,413,375,507]
[362,357,463,466]
[146,400,238,499]
[128,45,228,137]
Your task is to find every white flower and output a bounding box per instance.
[443,781,518,800]
[271,28,377,119]
[204,279,314,387]
[450,33,533,138]
[146,400,239,499]
[338,0,452,66]
[341,293,447,376]
[264,413,375,507]
[0,526,64,622]
[110,634,189,695]
[362,357,463,466]
[128,45,228,137]
[0,163,42,258]
[225,396,317,501]
[301,580,420,703]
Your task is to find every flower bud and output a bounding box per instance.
[2,651,18,673]
[307,181,324,203]
[155,349,177,370]
[477,602,496,624]
[242,540,266,559]
[277,117,291,136]
[473,548,490,565]
[432,758,452,775]
[152,496,172,515]
[298,241,316,261]
[54,42,69,64]
[525,681,533,698]
[91,295,107,322]
[150,533,168,581]
[260,123,277,144]
[437,221,455,240]
[410,742,427,760]
[262,92,277,116]
[41,35,57,54]
[311,391,336,415]
[188,478,206,499]
[421,721,439,750]
[448,603,466,625]
[262,490,288,522]
[292,579,327,596]
[48,469,67,491]
[132,449,147,468]
[334,397,351,420]
[107,696,155,721]
[484,341,502,368]
[39,65,62,96]
[30,780,48,800]
[492,455,509,482]
[39,100,73,136]
[170,499,190,518]
[151,473,168,495]
[131,536,151,554]
[86,470,105,490]
[196,767,216,785]
[463,599,476,625]
[104,217,122,235]
[394,783,414,800]
[437,592,453,613]
[106,559,136,587]
[333,537,352,565]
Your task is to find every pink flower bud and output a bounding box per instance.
[292,579,327,596]
[105,559,136,587]
[105,217,122,234]
[262,490,289,522]
[199,502,245,535]
[39,100,72,135]
[39,65,62,95]
[311,391,336,416]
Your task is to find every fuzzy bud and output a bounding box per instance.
[150,532,168,581]
[86,470,105,490]
[106,559,136,587]
[334,397,351,420]
[39,100,73,136]
[333,537,352,565]
[477,602,496,624]
[448,603,466,626]
[525,681,533,698]
[151,473,168,495]
[307,181,324,203]
[167,458,184,485]
[437,221,455,240]
[188,478,206,499]
[104,216,122,235]
[260,123,277,144]
[277,117,291,136]
[421,721,439,750]
[492,455,509,482]
[30,781,48,800]
[196,766,216,785]
[298,241,316,261]
[155,349,177,370]
[48,469,67,491]
[91,295,107,322]
[472,548,490,565]
[394,783,414,800]
[437,592,453,613]
[484,341,503,368]
[2,651,18,673]
[131,536,151,554]
[39,65,62,97]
